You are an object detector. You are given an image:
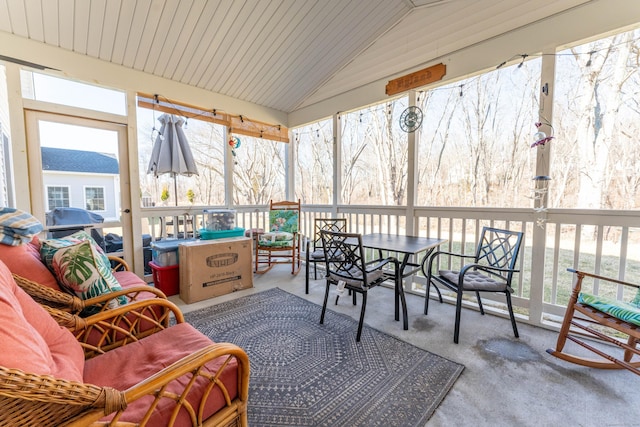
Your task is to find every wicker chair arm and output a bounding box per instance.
[13,274,168,316]
[65,343,250,427]
[13,274,85,312]
[0,366,126,427]
[82,285,168,313]
[47,299,184,359]
[108,256,130,272]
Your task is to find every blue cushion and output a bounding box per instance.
[578,292,640,327]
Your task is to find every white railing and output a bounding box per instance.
[139,204,640,330]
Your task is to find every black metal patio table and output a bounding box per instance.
[359,233,447,328]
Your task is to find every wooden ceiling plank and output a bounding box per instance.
[121,0,152,68]
[24,0,44,41]
[150,0,193,75]
[72,0,90,54]
[142,0,180,73]
[99,0,121,61]
[224,0,297,96]
[211,0,274,92]
[41,0,59,45]
[170,0,221,81]
[57,0,74,49]
[86,0,107,57]
[186,0,238,87]
[110,0,136,64]
[266,0,403,111]
[250,0,342,106]
[133,0,166,70]
[231,0,314,100]
[6,0,29,38]
[161,0,207,79]
[0,1,12,33]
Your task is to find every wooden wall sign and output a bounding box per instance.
[385,63,446,96]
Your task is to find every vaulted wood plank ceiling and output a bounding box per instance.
[0,0,590,114]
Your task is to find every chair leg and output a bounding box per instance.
[424,279,431,315]
[454,290,464,344]
[476,291,485,315]
[305,258,310,294]
[398,276,408,330]
[505,291,519,338]
[320,280,331,325]
[357,292,367,342]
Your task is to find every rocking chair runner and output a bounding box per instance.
[547,268,640,375]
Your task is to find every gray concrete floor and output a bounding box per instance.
[169,264,640,427]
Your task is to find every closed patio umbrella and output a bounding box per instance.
[147,114,198,205]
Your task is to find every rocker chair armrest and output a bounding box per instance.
[65,343,251,427]
[568,268,640,290]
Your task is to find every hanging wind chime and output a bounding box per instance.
[531,121,554,228]
[229,135,241,164]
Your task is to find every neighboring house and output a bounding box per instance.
[41,147,119,220]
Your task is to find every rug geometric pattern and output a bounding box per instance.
[184,288,464,426]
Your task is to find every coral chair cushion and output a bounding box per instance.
[113,270,158,299]
[0,237,60,290]
[578,292,640,327]
[0,260,84,382]
[84,322,239,427]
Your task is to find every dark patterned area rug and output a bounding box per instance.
[184,288,464,426]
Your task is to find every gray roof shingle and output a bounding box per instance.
[41,147,119,174]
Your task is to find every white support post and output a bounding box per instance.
[529,47,556,324]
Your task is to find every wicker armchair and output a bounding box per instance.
[0,268,250,427]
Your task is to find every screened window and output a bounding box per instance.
[341,98,408,205]
[233,136,286,205]
[47,186,70,209]
[416,59,540,207]
[21,71,126,116]
[137,106,226,207]
[85,186,105,211]
[552,27,640,209]
[294,119,333,204]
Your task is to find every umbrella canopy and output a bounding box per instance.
[147,114,198,204]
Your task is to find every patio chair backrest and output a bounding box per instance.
[320,230,371,288]
[311,218,346,251]
[474,227,524,283]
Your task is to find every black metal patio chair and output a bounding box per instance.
[305,218,347,294]
[423,226,524,343]
[319,230,403,342]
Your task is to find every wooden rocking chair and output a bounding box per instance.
[547,268,640,375]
